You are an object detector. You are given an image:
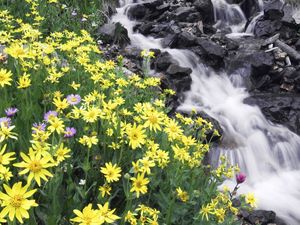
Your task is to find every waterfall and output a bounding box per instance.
[211,0,247,33]
[112,1,300,224]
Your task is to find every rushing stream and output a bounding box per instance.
[113,0,300,224]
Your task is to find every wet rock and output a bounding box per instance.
[254,19,282,37]
[99,22,130,47]
[168,31,198,48]
[192,39,226,68]
[295,39,300,51]
[166,64,192,78]
[127,4,148,20]
[175,6,197,22]
[154,52,179,72]
[176,110,223,142]
[240,0,261,19]
[245,93,300,135]
[166,64,193,93]
[192,0,214,24]
[263,0,284,20]
[241,210,276,225]
[136,22,155,35]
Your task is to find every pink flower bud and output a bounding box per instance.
[236,172,246,184]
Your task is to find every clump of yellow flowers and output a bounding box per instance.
[0,0,256,224]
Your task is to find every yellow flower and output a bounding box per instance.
[97,202,120,223]
[0,182,38,223]
[82,107,101,123]
[100,162,122,183]
[17,73,31,89]
[0,68,12,87]
[47,117,65,134]
[141,110,163,132]
[53,97,69,111]
[79,135,98,148]
[14,150,54,186]
[0,144,15,165]
[69,81,81,90]
[71,204,104,225]
[245,193,257,208]
[130,173,149,198]
[126,123,146,150]
[200,205,213,221]
[99,184,111,197]
[0,123,17,143]
[54,143,71,163]
[0,165,12,182]
[176,187,189,202]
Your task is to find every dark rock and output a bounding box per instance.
[127,4,148,20]
[245,93,300,134]
[137,22,155,35]
[193,0,214,24]
[99,22,130,47]
[192,39,226,68]
[240,0,261,19]
[241,210,276,225]
[175,110,223,142]
[154,52,178,71]
[254,19,282,37]
[263,0,284,20]
[166,64,192,78]
[175,7,197,22]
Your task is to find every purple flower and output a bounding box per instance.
[64,127,76,138]
[236,172,246,184]
[66,94,81,105]
[71,11,77,16]
[44,110,58,122]
[0,117,11,127]
[5,107,18,117]
[32,122,46,134]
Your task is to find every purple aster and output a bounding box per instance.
[66,94,81,105]
[64,127,77,138]
[32,122,46,134]
[5,107,18,117]
[44,110,58,122]
[0,117,11,127]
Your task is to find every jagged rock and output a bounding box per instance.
[192,0,214,23]
[166,64,192,78]
[175,6,197,22]
[240,210,276,225]
[191,39,226,68]
[154,52,178,71]
[165,64,192,93]
[99,22,130,47]
[127,4,148,20]
[263,0,284,20]
[254,19,282,37]
[165,31,198,48]
[240,0,261,19]
[245,93,300,135]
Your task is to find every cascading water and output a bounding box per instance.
[113,0,300,224]
[211,0,247,33]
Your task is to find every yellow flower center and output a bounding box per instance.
[11,195,23,208]
[135,180,142,189]
[148,115,158,124]
[29,160,42,172]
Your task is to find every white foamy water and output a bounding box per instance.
[113,1,300,224]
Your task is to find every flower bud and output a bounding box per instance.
[236,172,246,184]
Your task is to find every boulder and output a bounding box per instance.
[127,4,148,20]
[263,0,284,21]
[99,22,130,47]
[245,93,300,135]
[154,52,179,71]
[193,0,214,23]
